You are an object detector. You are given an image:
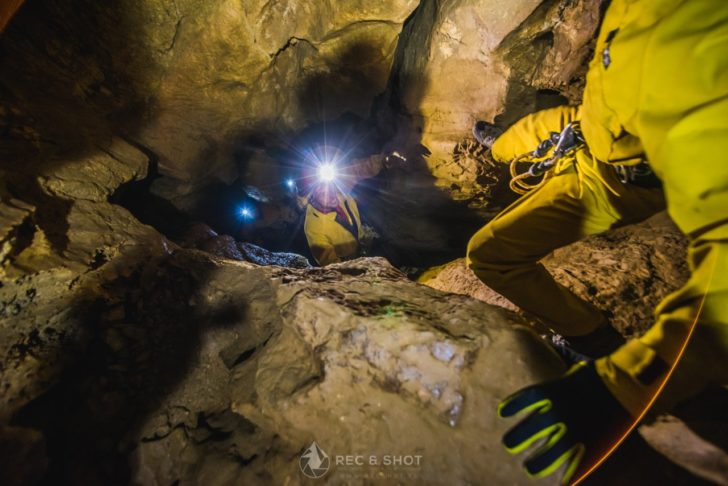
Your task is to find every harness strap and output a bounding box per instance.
[336,200,359,241]
[506,121,624,198]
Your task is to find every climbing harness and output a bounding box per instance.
[507,122,662,195]
[508,122,585,195]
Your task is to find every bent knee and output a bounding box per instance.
[466,226,506,273]
[466,222,537,280]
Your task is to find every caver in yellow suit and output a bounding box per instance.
[467,0,728,482]
[303,188,363,266]
[302,154,387,266]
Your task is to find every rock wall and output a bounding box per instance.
[379,0,606,207]
[1,0,609,260]
[1,0,418,186]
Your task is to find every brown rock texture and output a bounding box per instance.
[419,257,522,313]
[378,0,608,207]
[1,0,609,258]
[1,0,419,187]
[0,198,569,484]
[127,255,566,485]
[543,212,689,338]
[0,129,571,484]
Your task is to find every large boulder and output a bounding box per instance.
[0,136,569,484]
[128,255,565,485]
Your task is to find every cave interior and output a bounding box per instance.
[1,1,727,485]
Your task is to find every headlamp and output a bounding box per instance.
[318,163,337,183]
[239,206,253,220]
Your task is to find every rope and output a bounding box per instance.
[504,121,620,198]
[508,153,555,195]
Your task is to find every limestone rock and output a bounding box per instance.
[419,258,521,313]
[180,222,311,268]
[125,254,564,485]
[238,242,311,269]
[0,0,606,259]
[38,138,148,202]
[0,237,571,483]
[1,0,419,187]
[543,212,689,337]
[0,141,171,417]
[379,0,607,206]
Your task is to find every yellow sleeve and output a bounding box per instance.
[596,2,728,416]
[490,105,581,163]
[596,235,728,416]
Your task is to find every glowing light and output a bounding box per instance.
[318,163,337,183]
[239,207,253,219]
[286,178,295,189]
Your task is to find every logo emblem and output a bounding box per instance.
[300,441,330,479]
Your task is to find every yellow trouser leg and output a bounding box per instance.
[597,231,728,415]
[466,154,665,336]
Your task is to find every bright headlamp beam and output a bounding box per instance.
[318,163,336,183]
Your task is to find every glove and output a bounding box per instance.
[383,151,407,168]
[497,361,633,484]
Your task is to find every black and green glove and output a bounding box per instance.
[497,362,633,484]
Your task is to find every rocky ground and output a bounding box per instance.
[3,157,568,484]
[0,135,722,484]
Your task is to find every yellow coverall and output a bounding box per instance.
[304,192,363,266]
[303,154,385,266]
[468,0,728,416]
